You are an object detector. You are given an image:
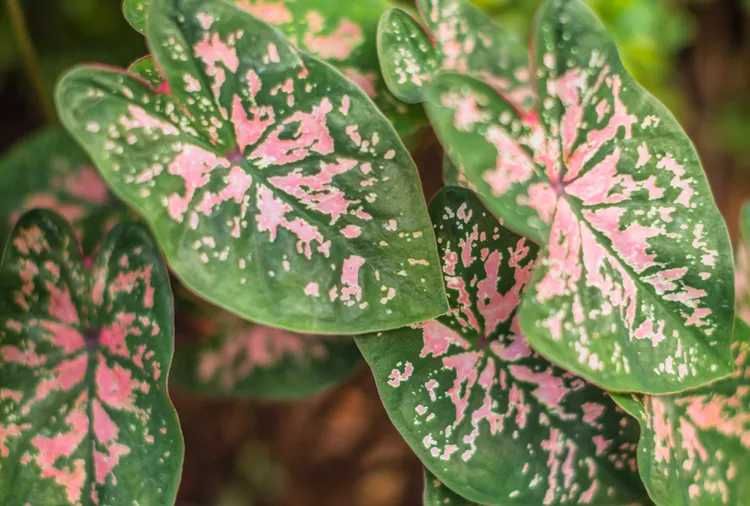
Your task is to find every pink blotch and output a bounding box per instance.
[108,265,155,308]
[196,165,253,217]
[267,43,280,63]
[236,1,293,24]
[340,255,365,305]
[92,399,130,485]
[420,320,470,358]
[459,224,478,268]
[96,356,140,410]
[64,166,110,204]
[387,362,414,387]
[121,105,179,135]
[232,95,275,152]
[343,68,378,98]
[483,125,535,196]
[40,321,85,354]
[250,98,335,166]
[45,282,80,325]
[509,365,569,409]
[99,313,138,359]
[165,145,231,222]
[443,351,481,425]
[304,13,364,60]
[268,158,358,224]
[340,225,362,238]
[303,282,320,297]
[195,32,240,99]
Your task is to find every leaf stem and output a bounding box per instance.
[5,0,56,124]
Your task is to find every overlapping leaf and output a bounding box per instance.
[357,187,646,505]
[123,0,427,145]
[0,129,124,257]
[377,0,530,109]
[425,0,734,393]
[0,210,183,505]
[424,467,481,506]
[58,0,448,334]
[170,290,361,398]
[613,319,750,506]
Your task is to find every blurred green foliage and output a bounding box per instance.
[0,0,145,115]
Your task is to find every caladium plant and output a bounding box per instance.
[424,0,735,394]
[0,209,183,505]
[170,289,361,398]
[612,318,750,506]
[57,0,448,334]
[0,129,125,257]
[123,0,428,145]
[0,0,744,503]
[358,187,646,505]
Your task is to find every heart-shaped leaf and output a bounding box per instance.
[424,0,734,393]
[613,318,750,506]
[170,290,361,398]
[0,209,182,505]
[0,129,125,257]
[357,186,646,505]
[58,0,448,334]
[124,0,427,146]
[424,467,481,506]
[377,0,531,108]
[736,202,750,325]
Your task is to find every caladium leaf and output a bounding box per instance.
[736,202,750,325]
[170,291,361,398]
[0,209,183,505]
[377,0,531,109]
[425,0,734,394]
[123,0,427,146]
[424,467,480,506]
[0,129,124,257]
[357,187,646,505]
[613,318,750,506]
[58,0,448,334]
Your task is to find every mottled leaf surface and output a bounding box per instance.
[358,187,646,505]
[171,290,361,398]
[58,0,448,334]
[613,319,750,506]
[377,0,530,108]
[425,0,734,394]
[0,129,124,257]
[424,467,482,506]
[123,0,427,145]
[0,210,182,505]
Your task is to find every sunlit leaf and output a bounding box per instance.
[170,290,361,398]
[357,187,646,505]
[0,129,125,257]
[377,0,530,109]
[58,0,448,334]
[613,318,750,506]
[123,0,427,145]
[424,0,734,393]
[424,467,481,506]
[0,209,183,505]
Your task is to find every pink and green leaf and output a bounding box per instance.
[425,0,734,394]
[170,291,361,398]
[377,0,531,109]
[613,318,750,506]
[0,129,126,257]
[123,0,427,146]
[424,467,482,506]
[58,0,448,334]
[357,187,647,505]
[0,209,182,505]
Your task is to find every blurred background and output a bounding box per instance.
[1,0,749,504]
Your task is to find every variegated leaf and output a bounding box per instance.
[0,209,183,505]
[58,0,448,334]
[613,319,750,506]
[0,129,124,257]
[357,187,646,505]
[123,0,427,145]
[170,290,361,398]
[424,467,481,506]
[736,202,750,325]
[377,0,531,109]
[424,0,734,394]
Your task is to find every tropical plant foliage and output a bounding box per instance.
[0,0,745,504]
